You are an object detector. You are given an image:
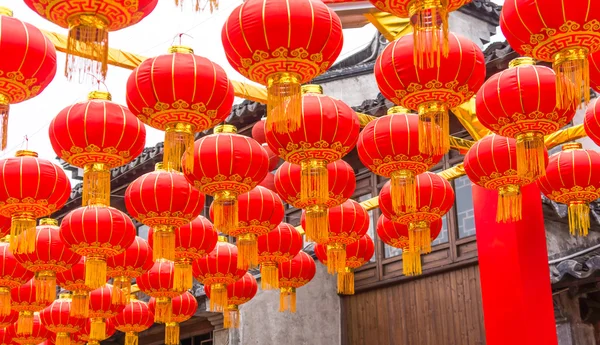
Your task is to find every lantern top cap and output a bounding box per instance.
[155,162,165,171]
[88,91,112,101]
[387,106,410,115]
[59,293,71,299]
[169,46,194,54]
[562,142,583,151]
[39,218,58,226]
[301,84,323,95]
[214,124,237,134]
[217,235,228,242]
[16,150,38,158]
[0,236,8,243]
[227,304,239,311]
[509,57,536,68]
[0,7,12,17]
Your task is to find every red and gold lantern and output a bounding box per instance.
[113,297,154,345]
[137,260,182,324]
[39,294,84,345]
[205,273,257,329]
[252,118,267,144]
[278,251,316,313]
[87,285,124,341]
[76,318,115,345]
[149,292,197,345]
[257,223,303,290]
[10,279,51,336]
[584,98,600,147]
[259,173,277,193]
[55,258,97,318]
[375,33,485,155]
[0,216,11,239]
[0,328,14,345]
[8,312,48,345]
[0,242,33,316]
[0,309,17,329]
[106,236,153,305]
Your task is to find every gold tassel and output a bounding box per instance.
[266,73,302,134]
[326,243,347,274]
[497,185,522,223]
[152,226,176,262]
[208,284,228,313]
[304,205,328,243]
[56,333,70,345]
[516,132,546,180]
[71,291,89,318]
[409,221,431,254]
[90,318,106,340]
[85,256,107,290]
[553,48,589,110]
[237,233,258,270]
[390,170,416,214]
[279,287,297,313]
[337,267,355,295]
[173,260,193,293]
[164,123,194,172]
[83,163,111,207]
[223,305,240,329]
[300,160,329,205]
[10,213,36,254]
[0,96,9,150]
[568,202,590,237]
[66,15,109,81]
[17,311,33,335]
[174,0,218,12]
[0,287,10,316]
[112,276,130,305]
[35,271,56,304]
[410,1,449,68]
[213,191,238,234]
[402,249,422,276]
[418,102,450,155]
[260,262,279,290]
[125,332,139,345]
[165,322,180,345]
[154,297,173,324]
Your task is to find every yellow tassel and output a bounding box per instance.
[553,48,590,110]
[326,243,347,274]
[71,291,89,318]
[516,132,546,180]
[223,306,240,329]
[66,15,109,81]
[260,262,279,290]
[208,284,228,312]
[125,332,139,345]
[279,287,297,313]
[497,185,522,223]
[213,191,238,235]
[237,233,258,270]
[17,311,33,335]
[410,1,449,69]
[266,73,302,134]
[90,318,106,340]
[418,102,450,155]
[152,226,176,262]
[56,333,70,345]
[10,213,36,254]
[409,221,431,254]
[85,257,107,290]
[83,163,111,207]
[173,260,193,293]
[0,96,9,150]
[174,0,218,12]
[337,267,355,295]
[304,205,328,243]
[112,276,130,305]
[300,160,329,205]
[35,271,56,304]
[390,170,416,214]
[402,250,422,276]
[164,123,194,172]
[0,287,10,316]
[568,202,590,237]
[154,297,173,324]
[165,322,180,345]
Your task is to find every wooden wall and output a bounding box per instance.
[342,264,485,345]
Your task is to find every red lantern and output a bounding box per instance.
[590,51,600,93]
[375,33,485,155]
[183,125,269,234]
[0,216,11,238]
[149,292,197,345]
[10,279,51,336]
[0,328,14,345]
[537,143,600,236]
[259,173,277,193]
[263,144,280,171]
[87,285,124,342]
[222,0,343,134]
[257,223,303,290]
[476,58,574,180]
[39,294,85,345]
[0,150,70,254]
[126,165,203,266]
[464,135,548,222]
[500,0,600,109]
[60,206,136,290]
[205,273,257,329]
[274,159,356,242]
[24,0,157,81]
[584,98,600,147]
[126,47,234,172]
[252,118,267,144]
[0,242,33,317]
[278,251,315,313]
[55,258,96,318]
[8,312,49,345]
[76,318,116,345]
[0,9,56,150]
[13,219,81,304]
[49,91,146,206]
[0,309,17,329]
[192,238,247,312]
[113,298,154,345]
[357,108,443,214]
[106,236,153,305]
[137,260,182,324]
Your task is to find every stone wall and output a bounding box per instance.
[555,293,597,345]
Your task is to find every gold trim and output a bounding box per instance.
[0,7,13,17]
[88,91,112,101]
[451,96,491,140]
[169,46,194,54]
[214,124,237,134]
[218,236,228,242]
[508,57,536,68]
[562,142,583,151]
[15,150,38,157]
[301,84,323,95]
[39,218,58,226]
[364,12,412,42]
[544,124,587,150]
[387,106,410,115]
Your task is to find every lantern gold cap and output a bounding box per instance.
[301,84,323,95]
[16,150,38,158]
[0,236,8,243]
[169,45,194,54]
[0,7,13,17]
[59,293,72,299]
[214,124,237,134]
[155,162,165,171]
[509,57,536,68]
[562,142,583,151]
[40,218,58,226]
[387,106,410,115]
[88,91,112,101]
[217,235,228,242]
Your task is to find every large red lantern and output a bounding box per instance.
[257,223,303,290]
[205,273,257,329]
[125,164,204,264]
[0,242,33,317]
[55,258,95,318]
[222,0,343,134]
[476,58,574,180]
[39,294,85,345]
[278,251,316,313]
[375,33,485,155]
[149,292,197,345]
[87,285,124,341]
[584,98,600,147]
[126,47,234,172]
[259,173,277,193]
[537,143,600,236]
[8,312,49,345]
[500,0,600,109]
[183,125,269,234]
[23,0,157,81]
[106,236,153,305]
[10,279,51,336]
[76,318,116,345]
[0,150,70,254]
[13,219,81,304]
[0,309,17,329]
[0,216,11,238]
[358,108,443,214]
[113,298,154,345]
[0,9,56,150]
[60,206,136,290]
[137,260,182,324]
[49,91,146,207]
[192,238,247,312]
[0,328,14,345]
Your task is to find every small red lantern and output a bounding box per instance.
[192,238,247,312]
[205,273,257,329]
[584,98,600,147]
[257,223,303,290]
[137,260,182,324]
[10,279,51,336]
[39,294,85,345]
[76,318,116,345]
[278,251,316,313]
[0,242,33,317]
[537,143,600,236]
[252,118,267,144]
[106,236,154,305]
[259,173,277,193]
[0,309,17,329]
[149,291,197,345]
[263,144,280,171]
[8,312,49,345]
[113,298,154,345]
[0,328,14,345]
[55,258,96,318]
[87,285,124,341]
[183,125,269,234]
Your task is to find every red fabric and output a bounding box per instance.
[0,15,56,105]
[278,251,316,288]
[148,216,218,261]
[49,97,146,168]
[88,285,125,318]
[0,310,17,329]
[222,0,343,85]
[379,172,455,224]
[125,170,204,227]
[590,51,600,92]
[0,328,15,345]
[79,318,116,342]
[0,216,10,238]
[149,291,197,323]
[376,215,443,249]
[315,234,375,268]
[106,236,154,279]
[375,33,485,110]
[0,153,71,218]
[60,206,136,258]
[137,261,181,299]
[10,279,50,311]
[368,0,470,18]
[259,172,277,193]
[302,199,369,246]
[500,0,600,60]
[275,160,356,209]
[357,113,443,177]
[263,144,280,171]
[113,300,154,333]
[265,93,360,164]
[584,98,600,146]
[192,241,247,286]
[126,52,234,132]
[39,298,85,333]
[205,273,258,306]
[184,133,269,196]
[252,119,267,144]
[7,312,49,345]
[257,223,303,264]
[0,243,33,290]
[56,258,93,293]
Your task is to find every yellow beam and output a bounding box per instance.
[544,124,587,150]
[363,12,412,42]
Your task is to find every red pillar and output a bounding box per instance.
[473,183,557,345]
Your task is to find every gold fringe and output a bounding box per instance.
[304,205,328,243]
[390,170,416,214]
[337,268,355,295]
[83,163,111,207]
[279,287,297,313]
[418,103,450,155]
[152,226,176,262]
[516,132,546,180]
[56,333,70,345]
[165,323,180,345]
[568,202,590,237]
[223,306,240,329]
[112,276,130,305]
[0,100,8,151]
[553,48,589,110]
[10,214,36,254]
[260,262,279,290]
[0,287,10,316]
[125,332,139,345]
[208,284,227,313]
[66,15,109,81]
[35,271,57,304]
[402,250,422,276]
[90,318,106,341]
[266,73,302,134]
[300,160,329,205]
[411,3,449,69]
[154,297,173,324]
[85,257,107,290]
[326,243,347,274]
[71,291,89,318]
[174,0,218,12]
[497,185,522,223]
[173,260,193,293]
[164,123,194,172]
[409,221,431,254]
[17,311,33,335]
[237,233,258,270]
[213,191,238,235]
